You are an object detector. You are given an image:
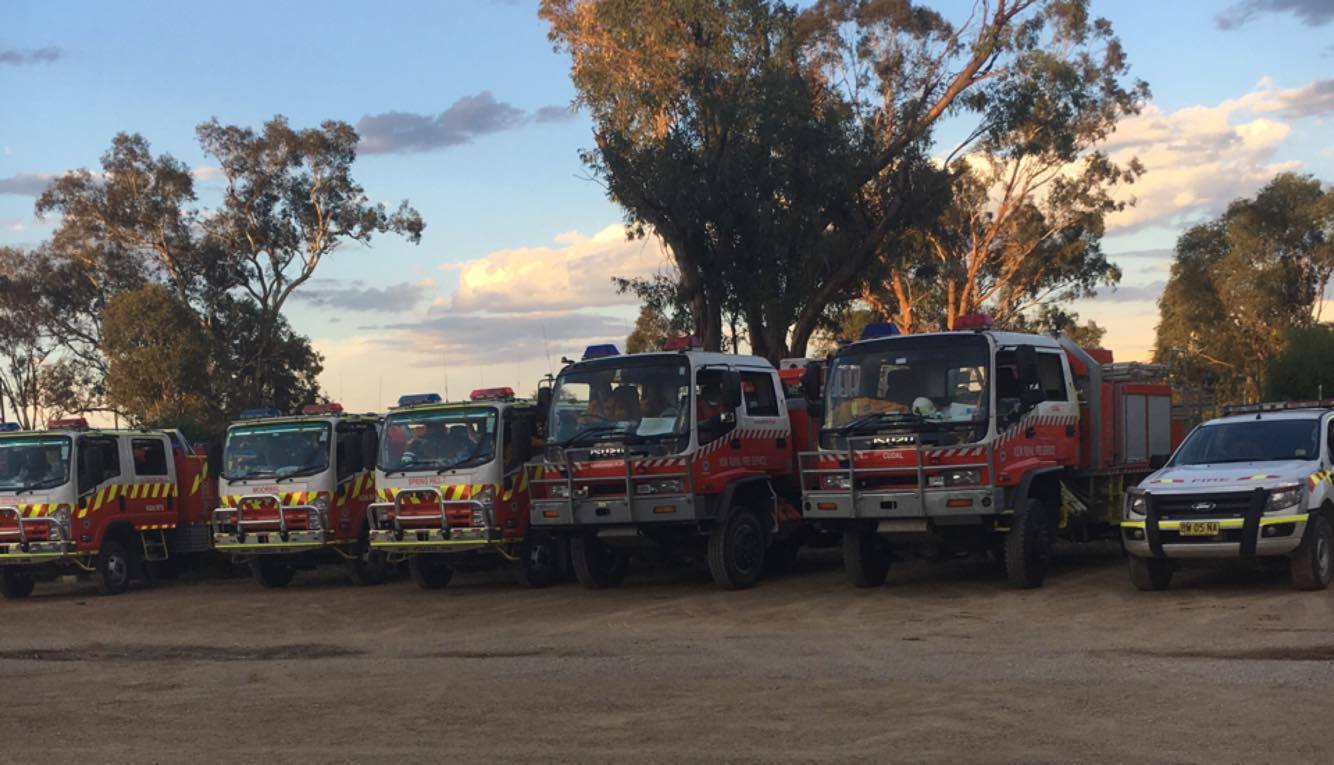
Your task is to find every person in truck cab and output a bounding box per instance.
[18,448,60,484]
[608,385,642,422]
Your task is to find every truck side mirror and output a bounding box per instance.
[801,364,823,403]
[722,370,743,410]
[1149,453,1169,470]
[1014,345,1044,407]
[536,387,552,420]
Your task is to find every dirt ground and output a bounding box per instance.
[2,544,1332,764]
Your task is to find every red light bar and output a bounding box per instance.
[662,335,702,351]
[954,313,994,330]
[47,417,90,430]
[301,403,344,415]
[470,387,515,401]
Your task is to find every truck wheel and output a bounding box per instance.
[570,535,627,589]
[842,527,891,587]
[1128,554,1173,591]
[1,570,35,599]
[1290,514,1332,591]
[250,558,295,588]
[408,556,453,589]
[707,507,766,590]
[1005,498,1053,589]
[95,538,135,596]
[515,535,565,589]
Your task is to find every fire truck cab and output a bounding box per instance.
[0,419,214,598]
[212,404,385,588]
[528,342,810,590]
[367,389,564,589]
[800,316,1182,588]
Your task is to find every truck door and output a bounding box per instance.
[129,435,174,520]
[75,435,124,523]
[739,368,790,478]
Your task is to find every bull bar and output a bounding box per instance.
[798,434,999,522]
[211,493,333,553]
[0,505,75,562]
[526,447,697,527]
[367,487,497,552]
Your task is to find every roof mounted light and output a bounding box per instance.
[470,387,516,402]
[396,393,442,408]
[47,417,89,431]
[0,422,20,432]
[859,322,901,340]
[954,313,994,330]
[662,335,703,351]
[582,344,620,360]
[239,407,284,420]
[301,403,344,416]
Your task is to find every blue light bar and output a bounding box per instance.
[238,407,283,420]
[0,422,20,432]
[859,322,901,340]
[582,344,621,360]
[397,393,442,407]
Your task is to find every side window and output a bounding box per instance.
[77,438,121,494]
[336,426,360,480]
[1036,353,1069,402]
[740,371,780,417]
[504,412,534,472]
[132,438,168,476]
[695,368,739,445]
[1326,419,1334,461]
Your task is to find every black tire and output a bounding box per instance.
[1,570,35,600]
[570,535,627,589]
[1128,554,1173,591]
[345,525,389,586]
[95,538,135,596]
[1005,498,1053,589]
[707,507,767,590]
[250,558,295,588]
[842,527,892,588]
[408,556,453,589]
[515,535,565,589]
[1290,514,1332,591]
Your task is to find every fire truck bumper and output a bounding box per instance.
[1122,514,1308,559]
[212,531,344,555]
[803,488,1000,524]
[530,495,697,527]
[0,541,77,565]
[369,526,503,553]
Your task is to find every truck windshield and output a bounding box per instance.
[825,336,990,445]
[0,436,72,492]
[379,407,497,472]
[549,358,692,446]
[222,421,331,480]
[1172,419,1320,465]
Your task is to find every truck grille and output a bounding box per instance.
[1154,492,1257,519]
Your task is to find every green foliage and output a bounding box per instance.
[1155,173,1334,403]
[5,116,422,429]
[625,305,673,354]
[1265,325,1334,402]
[102,285,217,433]
[544,0,1144,361]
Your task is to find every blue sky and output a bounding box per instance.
[3,0,1333,411]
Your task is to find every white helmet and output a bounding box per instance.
[911,397,937,416]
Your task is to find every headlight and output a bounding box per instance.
[307,496,328,530]
[472,486,496,527]
[47,505,72,539]
[822,474,852,491]
[636,479,684,495]
[1126,490,1147,516]
[1266,484,1302,512]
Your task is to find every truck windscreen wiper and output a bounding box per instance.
[838,411,922,434]
[557,424,630,447]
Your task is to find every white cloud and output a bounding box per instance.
[1100,77,1329,233]
[446,224,670,313]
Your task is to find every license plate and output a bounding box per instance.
[1178,521,1220,537]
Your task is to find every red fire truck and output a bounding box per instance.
[368,389,565,589]
[527,341,815,590]
[211,404,385,588]
[799,315,1184,588]
[0,418,215,598]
